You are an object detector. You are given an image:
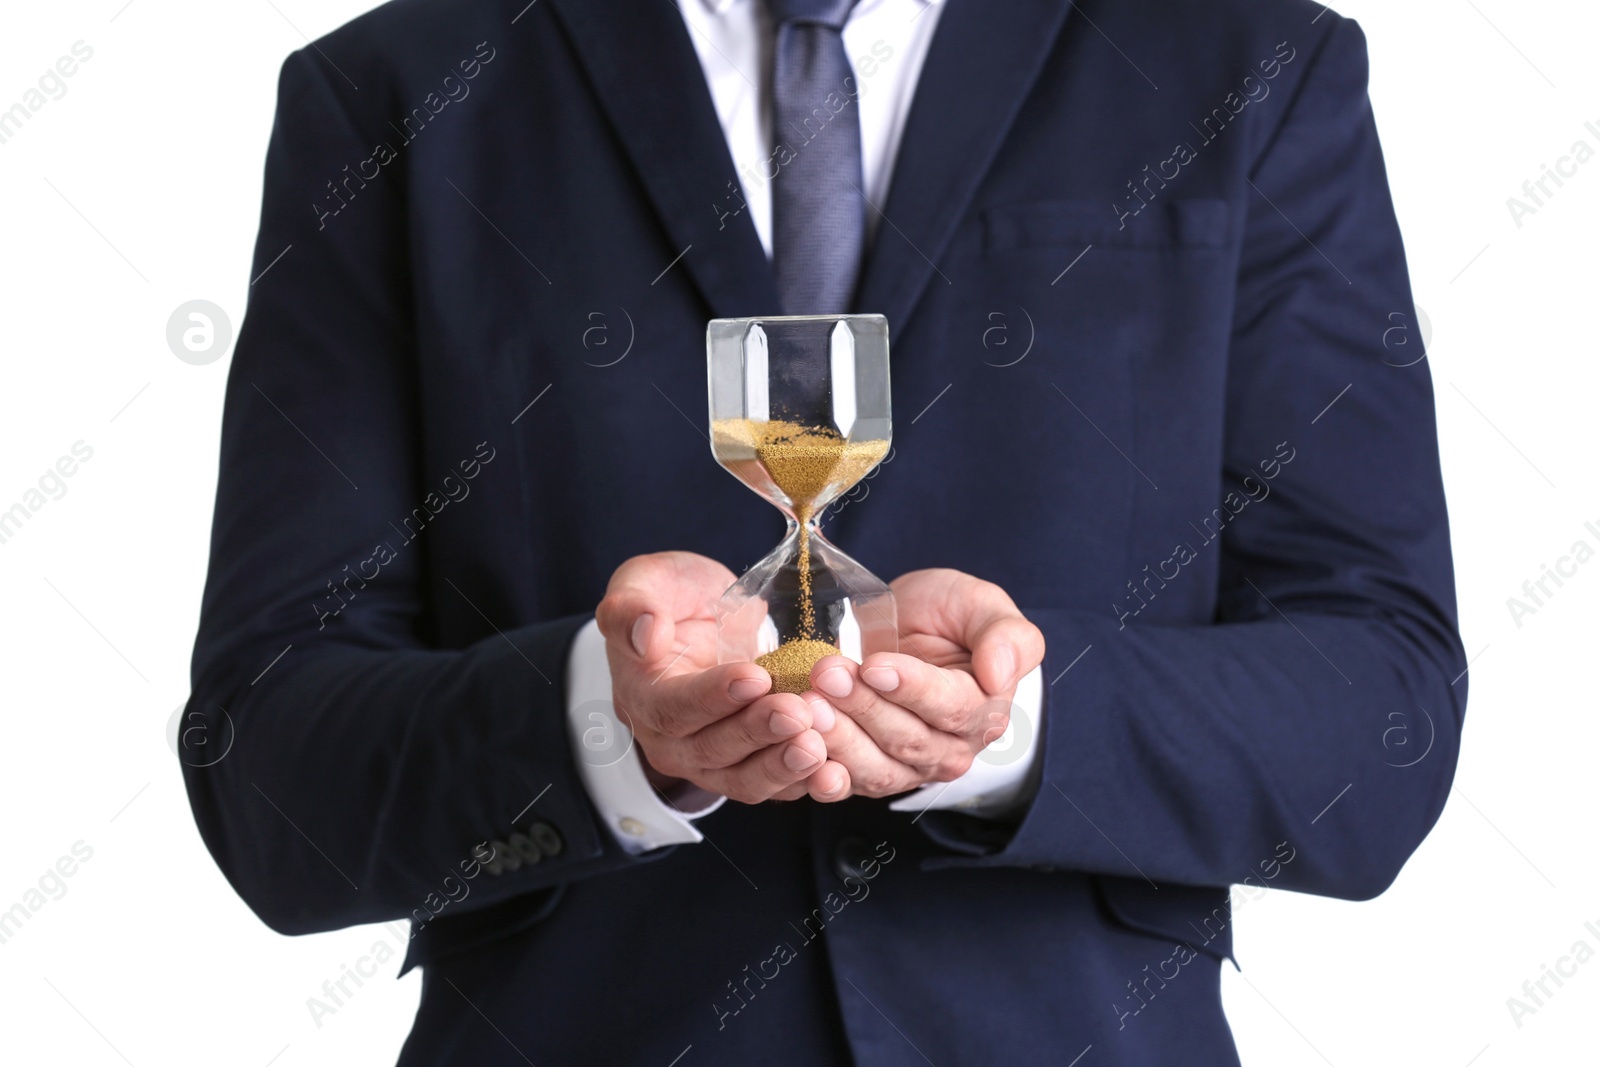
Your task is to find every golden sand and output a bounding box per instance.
[711,418,889,519]
[712,418,888,694]
[755,638,841,695]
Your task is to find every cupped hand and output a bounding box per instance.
[800,568,1045,802]
[595,552,832,804]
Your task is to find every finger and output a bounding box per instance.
[800,696,852,801]
[682,692,812,770]
[810,701,924,798]
[708,729,827,805]
[772,756,847,803]
[857,651,983,735]
[969,614,1046,695]
[770,781,811,802]
[810,657,966,774]
[596,552,735,663]
[805,759,851,803]
[637,661,774,738]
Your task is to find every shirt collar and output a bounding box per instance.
[696,0,940,16]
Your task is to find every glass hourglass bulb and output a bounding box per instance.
[707,315,897,694]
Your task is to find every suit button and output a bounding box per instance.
[832,836,876,882]
[507,833,544,865]
[489,838,519,873]
[529,820,563,857]
[480,822,562,876]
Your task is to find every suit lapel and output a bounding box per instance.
[546,0,781,318]
[855,0,1076,340]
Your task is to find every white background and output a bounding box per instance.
[0,1,1595,1064]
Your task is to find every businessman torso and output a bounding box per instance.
[193,0,1456,1063]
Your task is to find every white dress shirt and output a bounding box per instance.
[566,0,1045,854]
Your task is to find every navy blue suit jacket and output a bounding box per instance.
[185,0,1465,1063]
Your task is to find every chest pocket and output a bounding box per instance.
[982,197,1232,252]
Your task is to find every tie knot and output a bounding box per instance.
[766,0,857,30]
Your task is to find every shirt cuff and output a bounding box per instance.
[887,664,1044,819]
[565,618,726,855]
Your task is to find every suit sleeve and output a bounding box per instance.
[182,50,644,937]
[922,18,1465,901]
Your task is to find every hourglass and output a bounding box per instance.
[708,314,896,694]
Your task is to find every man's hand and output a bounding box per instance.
[800,568,1045,802]
[596,552,835,804]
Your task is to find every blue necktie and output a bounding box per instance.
[767,0,865,314]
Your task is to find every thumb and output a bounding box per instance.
[970,612,1044,694]
[596,552,731,664]
[941,575,1043,694]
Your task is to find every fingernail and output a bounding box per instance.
[820,777,845,798]
[631,614,654,657]
[816,666,852,699]
[994,646,1016,684]
[783,744,821,772]
[862,666,899,692]
[808,698,837,733]
[730,677,770,702]
[768,710,805,737]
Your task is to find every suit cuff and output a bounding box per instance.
[888,665,1044,819]
[566,619,726,855]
